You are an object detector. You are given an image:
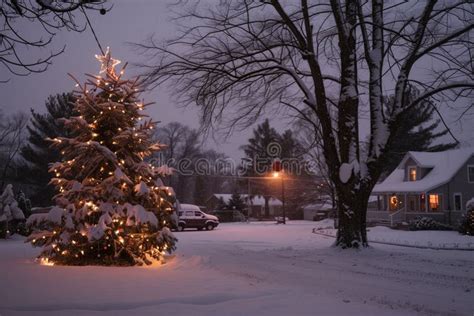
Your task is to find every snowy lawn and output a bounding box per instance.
[313,219,474,250]
[1,221,473,316]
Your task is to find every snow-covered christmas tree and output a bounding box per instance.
[459,198,474,236]
[0,184,25,238]
[27,48,177,265]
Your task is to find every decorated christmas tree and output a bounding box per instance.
[27,48,177,266]
[459,198,474,236]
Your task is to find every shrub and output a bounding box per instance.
[17,190,32,218]
[410,216,453,231]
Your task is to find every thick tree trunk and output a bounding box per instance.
[335,190,369,248]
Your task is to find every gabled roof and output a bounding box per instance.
[210,194,283,206]
[373,148,474,193]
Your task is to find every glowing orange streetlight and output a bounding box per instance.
[272,160,285,224]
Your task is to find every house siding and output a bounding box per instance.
[424,155,474,224]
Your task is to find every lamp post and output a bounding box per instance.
[272,171,286,224]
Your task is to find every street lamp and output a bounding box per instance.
[272,162,285,224]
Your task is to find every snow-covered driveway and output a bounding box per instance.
[1,221,473,315]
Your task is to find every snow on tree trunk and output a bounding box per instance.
[335,188,369,248]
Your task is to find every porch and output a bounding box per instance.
[367,193,446,226]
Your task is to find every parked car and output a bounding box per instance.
[177,204,219,231]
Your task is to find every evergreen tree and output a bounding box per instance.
[241,120,310,218]
[20,93,77,206]
[0,184,25,238]
[383,87,457,178]
[227,192,246,212]
[459,199,474,235]
[241,119,279,217]
[277,129,310,219]
[27,48,177,266]
[16,190,32,218]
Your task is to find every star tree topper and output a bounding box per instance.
[95,47,121,78]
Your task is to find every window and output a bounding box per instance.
[429,194,440,211]
[468,165,474,183]
[185,211,194,217]
[409,167,417,181]
[194,211,202,217]
[454,193,462,211]
[178,212,183,217]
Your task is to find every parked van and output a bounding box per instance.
[177,203,219,231]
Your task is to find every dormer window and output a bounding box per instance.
[408,166,417,181]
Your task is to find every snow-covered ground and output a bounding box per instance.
[1,221,473,316]
[314,220,474,250]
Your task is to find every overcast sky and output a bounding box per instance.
[0,0,274,161]
[1,1,472,160]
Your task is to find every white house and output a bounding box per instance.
[370,148,474,226]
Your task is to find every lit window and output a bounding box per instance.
[429,194,439,211]
[409,167,417,181]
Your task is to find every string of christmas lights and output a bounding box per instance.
[27,48,177,266]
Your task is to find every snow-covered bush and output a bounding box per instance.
[458,198,474,236]
[17,190,32,218]
[0,184,26,238]
[409,216,452,231]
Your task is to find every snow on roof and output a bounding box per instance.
[373,148,474,193]
[212,194,282,206]
[303,201,334,211]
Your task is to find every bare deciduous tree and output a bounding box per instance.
[0,112,28,190]
[138,0,473,248]
[0,0,107,79]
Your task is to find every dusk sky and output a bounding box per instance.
[0,0,283,161]
[1,0,472,159]
[1,2,473,314]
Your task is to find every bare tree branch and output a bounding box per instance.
[0,0,109,79]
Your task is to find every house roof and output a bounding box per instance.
[211,194,283,206]
[303,201,334,211]
[373,148,474,193]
